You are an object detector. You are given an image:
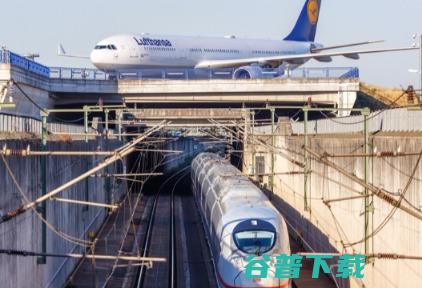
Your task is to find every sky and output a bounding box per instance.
[0,0,421,88]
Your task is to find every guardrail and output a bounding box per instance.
[49,66,359,81]
[49,67,108,81]
[0,113,96,135]
[291,107,422,134]
[2,49,359,81]
[288,67,359,79]
[0,49,50,78]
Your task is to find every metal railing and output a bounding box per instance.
[291,107,422,134]
[288,67,359,79]
[49,66,359,81]
[2,49,359,81]
[49,67,108,81]
[0,113,96,135]
[0,49,50,78]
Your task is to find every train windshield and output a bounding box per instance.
[233,219,277,255]
[234,230,276,255]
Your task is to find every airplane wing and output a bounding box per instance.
[57,44,90,59]
[311,40,384,52]
[195,46,417,69]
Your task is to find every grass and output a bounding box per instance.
[360,83,419,106]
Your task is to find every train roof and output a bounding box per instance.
[193,153,281,224]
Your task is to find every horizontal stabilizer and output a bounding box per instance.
[57,43,90,59]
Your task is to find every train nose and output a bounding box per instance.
[234,270,289,288]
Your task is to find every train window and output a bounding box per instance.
[233,219,277,255]
[234,231,275,255]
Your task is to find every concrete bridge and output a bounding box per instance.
[1,56,359,118]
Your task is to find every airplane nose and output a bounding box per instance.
[90,50,101,68]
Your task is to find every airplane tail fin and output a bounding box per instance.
[58,44,66,56]
[284,0,321,42]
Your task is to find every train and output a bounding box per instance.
[191,153,291,288]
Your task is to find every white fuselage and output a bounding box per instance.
[90,34,313,73]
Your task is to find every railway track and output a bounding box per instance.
[134,167,189,288]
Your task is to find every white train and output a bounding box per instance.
[191,153,291,288]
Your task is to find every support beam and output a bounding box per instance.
[0,122,166,224]
[251,111,256,179]
[363,108,370,256]
[270,108,275,199]
[303,107,310,211]
[52,197,118,209]
[92,173,163,178]
[37,113,48,264]
[0,249,166,263]
[0,103,16,109]
[304,146,422,221]
[0,149,181,157]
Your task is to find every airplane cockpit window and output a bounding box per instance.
[95,45,117,50]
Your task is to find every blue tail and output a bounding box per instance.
[284,0,321,42]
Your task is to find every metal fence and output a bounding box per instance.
[287,67,359,79]
[0,113,94,135]
[49,66,359,81]
[49,67,108,81]
[0,50,50,78]
[2,48,359,81]
[291,108,422,134]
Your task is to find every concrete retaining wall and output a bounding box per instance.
[0,137,125,288]
[244,126,422,288]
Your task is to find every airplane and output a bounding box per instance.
[59,0,417,79]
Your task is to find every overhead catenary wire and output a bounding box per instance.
[11,80,47,113]
[343,148,422,247]
[102,140,193,286]
[210,116,422,256]
[0,248,166,263]
[0,122,167,224]
[305,146,422,221]
[316,89,408,126]
[0,154,92,246]
[88,145,163,286]
[134,165,191,288]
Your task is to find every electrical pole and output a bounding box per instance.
[271,108,275,199]
[251,111,256,179]
[303,107,310,211]
[362,108,371,256]
[420,33,422,103]
[413,33,422,102]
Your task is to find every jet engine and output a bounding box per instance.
[233,66,280,79]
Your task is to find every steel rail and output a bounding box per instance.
[135,166,189,288]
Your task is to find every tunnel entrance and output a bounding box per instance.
[125,135,223,288]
